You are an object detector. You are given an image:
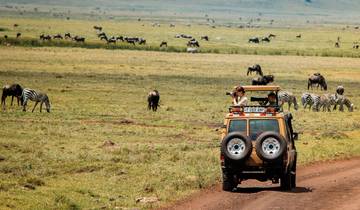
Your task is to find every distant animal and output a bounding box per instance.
[1,84,23,109]
[353,42,359,49]
[335,42,340,48]
[147,90,160,112]
[107,38,116,44]
[64,33,71,39]
[252,75,274,85]
[248,37,260,43]
[160,41,167,47]
[40,34,51,41]
[100,35,108,41]
[138,38,146,45]
[97,32,106,38]
[301,93,320,111]
[170,23,175,27]
[336,85,344,95]
[73,36,85,43]
[21,88,51,113]
[53,34,63,39]
[308,73,327,91]
[262,37,270,42]
[16,33,21,38]
[247,64,263,76]
[201,36,209,41]
[268,34,276,38]
[296,34,301,39]
[4,35,8,39]
[14,24,19,27]
[187,39,200,47]
[278,91,298,111]
[93,26,102,31]
[116,36,124,41]
[336,97,354,112]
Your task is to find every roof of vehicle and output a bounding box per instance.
[241,85,281,91]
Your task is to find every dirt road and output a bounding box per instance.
[162,157,360,210]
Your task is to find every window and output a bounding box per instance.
[249,119,279,140]
[228,120,247,133]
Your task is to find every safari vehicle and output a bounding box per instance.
[220,85,298,191]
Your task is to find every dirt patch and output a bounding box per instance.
[320,131,349,139]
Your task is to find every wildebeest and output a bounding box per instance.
[296,34,302,39]
[53,34,63,39]
[4,35,8,39]
[97,32,106,38]
[308,73,327,91]
[116,36,124,42]
[175,34,192,39]
[1,84,23,109]
[64,33,71,39]
[138,38,146,45]
[147,90,160,112]
[336,85,344,95]
[160,41,167,47]
[262,37,270,42]
[247,64,263,76]
[93,26,102,31]
[14,24,19,27]
[16,33,21,38]
[353,42,359,49]
[107,37,116,44]
[40,34,51,41]
[201,36,209,41]
[248,37,260,43]
[170,23,175,27]
[73,36,85,43]
[252,75,274,85]
[187,39,200,47]
[335,42,340,48]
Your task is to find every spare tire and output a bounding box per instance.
[221,132,252,162]
[255,131,286,162]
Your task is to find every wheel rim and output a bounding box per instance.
[227,138,246,159]
[262,137,281,158]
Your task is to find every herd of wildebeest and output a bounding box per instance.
[3,23,360,51]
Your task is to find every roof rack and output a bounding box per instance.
[241,85,281,91]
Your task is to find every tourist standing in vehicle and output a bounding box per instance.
[232,86,248,106]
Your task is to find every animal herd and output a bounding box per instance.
[245,64,354,112]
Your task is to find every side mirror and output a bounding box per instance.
[292,132,299,140]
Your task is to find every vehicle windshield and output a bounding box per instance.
[249,119,279,140]
[228,120,246,133]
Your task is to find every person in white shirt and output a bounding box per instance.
[232,86,248,106]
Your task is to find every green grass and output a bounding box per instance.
[0,46,359,209]
[1,17,360,57]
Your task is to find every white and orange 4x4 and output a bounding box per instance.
[220,86,298,191]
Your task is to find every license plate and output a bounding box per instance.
[244,107,266,113]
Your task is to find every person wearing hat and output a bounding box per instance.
[232,86,248,106]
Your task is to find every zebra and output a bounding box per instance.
[21,88,51,113]
[318,94,338,112]
[278,91,298,111]
[335,96,354,112]
[301,93,320,111]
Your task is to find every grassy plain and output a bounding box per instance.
[0,46,359,209]
[1,17,360,57]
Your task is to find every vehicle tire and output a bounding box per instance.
[222,169,237,191]
[280,170,292,191]
[221,132,252,162]
[255,131,287,162]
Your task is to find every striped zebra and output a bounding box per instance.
[301,93,320,111]
[335,96,354,112]
[21,88,51,112]
[318,94,338,112]
[278,91,298,111]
